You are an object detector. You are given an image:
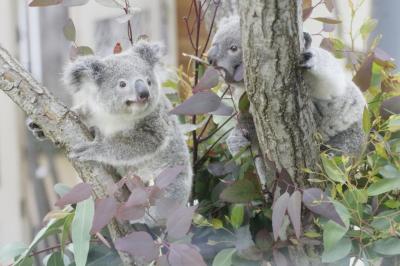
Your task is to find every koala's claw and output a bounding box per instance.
[299,51,314,69]
[26,118,46,141]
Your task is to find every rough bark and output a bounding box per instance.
[239,0,318,185]
[0,45,136,265]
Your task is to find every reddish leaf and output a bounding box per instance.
[210,102,234,116]
[155,198,180,219]
[29,0,62,7]
[148,186,163,205]
[287,191,302,239]
[91,197,118,234]
[126,187,149,207]
[168,243,206,266]
[169,91,221,115]
[324,0,335,12]
[115,204,145,221]
[166,205,197,239]
[320,38,334,52]
[302,7,313,21]
[353,54,374,91]
[272,192,289,241]
[272,250,288,266]
[115,231,159,262]
[302,188,345,227]
[193,67,220,93]
[55,183,92,208]
[155,166,184,190]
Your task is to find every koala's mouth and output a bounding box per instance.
[125,98,149,107]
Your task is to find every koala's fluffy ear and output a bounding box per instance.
[63,56,106,92]
[133,41,164,67]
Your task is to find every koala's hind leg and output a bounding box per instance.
[26,118,46,141]
[322,122,365,156]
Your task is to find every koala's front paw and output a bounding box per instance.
[299,51,314,69]
[26,118,46,141]
[70,142,99,162]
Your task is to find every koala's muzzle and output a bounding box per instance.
[135,79,150,102]
[207,45,218,65]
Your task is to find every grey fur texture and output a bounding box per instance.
[207,16,366,156]
[28,41,192,223]
[300,37,367,155]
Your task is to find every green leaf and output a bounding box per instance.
[71,197,95,266]
[371,210,400,230]
[220,179,262,203]
[212,248,236,266]
[63,19,76,42]
[387,115,400,132]
[14,218,66,265]
[29,0,62,7]
[61,213,74,252]
[312,17,342,24]
[379,164,400,179]
[230,204,244,229]
[360,18,378,40]
[321,154,346,183]
[321,237,352,263]
[238,92,250,113]
[373,237,400,255]
[77,46,94,56]
[46,251,65,266]
[384,199,400,209]
[367,178,400,196]
[0,242,27,264]
[323,221,348,251]
[362,107,371,134]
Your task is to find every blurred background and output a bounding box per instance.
[0,0,398,259]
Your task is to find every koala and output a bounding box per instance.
[207,15,270,185]
[27,41,193,222]
[300,33,367,155]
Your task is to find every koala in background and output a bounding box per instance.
[27,41,193,222]
[207,15,270,185]
[301,33,366,154]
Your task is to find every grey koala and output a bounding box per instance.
[27,41,193,221]
[207,15,270,185]
[301,33,366,155]
[207,16,366,157]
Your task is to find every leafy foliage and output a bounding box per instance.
[3,0,400,266]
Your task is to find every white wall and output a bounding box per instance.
[0,0,26,247]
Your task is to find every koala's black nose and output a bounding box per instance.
[135,79,150,101]
[207,46,218,65]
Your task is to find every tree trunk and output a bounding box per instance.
[0,46,137,265]
[239,0,318,186]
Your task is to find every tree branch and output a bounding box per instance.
[239,0,318,186]
[0,45,137,265]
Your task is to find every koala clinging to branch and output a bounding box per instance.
[301,33,366,155]
[27,41,192,215]
[207,15,366,156]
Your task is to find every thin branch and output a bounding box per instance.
[0,45,136,266]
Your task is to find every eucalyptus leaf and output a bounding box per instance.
[373,237,400,255]
[321,237,352,263]
[212,248,235,266]
[367,177,400,196]
[71,197,95,266]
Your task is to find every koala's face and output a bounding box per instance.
[207,16,243,83]
[96,57,160,116]
[65,41,163,118]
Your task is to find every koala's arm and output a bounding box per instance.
[70,115,168,165]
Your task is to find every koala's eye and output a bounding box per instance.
[147,78,152,86]
[230,45,238,52]
[119,80,127,88]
